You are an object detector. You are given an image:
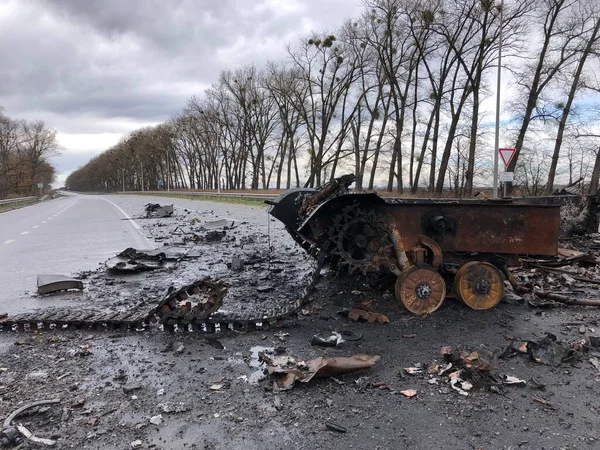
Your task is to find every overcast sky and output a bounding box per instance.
[0,0,363,184]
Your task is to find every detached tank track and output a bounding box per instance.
[0,261,324,334]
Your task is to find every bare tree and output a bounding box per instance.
[546,1,600,192]
[265,63,306,188]
[507,0,583,177]
[287,32,361,187]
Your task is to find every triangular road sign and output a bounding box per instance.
[499,148,516,169]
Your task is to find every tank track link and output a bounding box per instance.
[0,261,324,333]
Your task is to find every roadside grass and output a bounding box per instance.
[0,200,38,213]
[113,183,498,207]
[121,192,267,208]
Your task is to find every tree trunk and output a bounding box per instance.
[546,17,600,193]
[588,147,600,195]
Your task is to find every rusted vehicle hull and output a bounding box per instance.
[268,175,561,314]
[385,202,558,256]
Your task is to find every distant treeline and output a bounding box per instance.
[0,107,59,199]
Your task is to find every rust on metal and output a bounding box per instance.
[454,261,504,310]
[268,173,563,314]
[396,265,446,314]
[388,222,412,272]
[385,202,559,256]
[415,235,443,268]
[297,173,356,217]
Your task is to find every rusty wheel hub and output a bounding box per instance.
[395,265,446,314]
[454,261,504,310]
[475,278,491,295]
[415,282,432,299]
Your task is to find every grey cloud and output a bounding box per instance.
[51,151,101,176]
[0,0,362,180]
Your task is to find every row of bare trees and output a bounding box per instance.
[0,107,59,199]
[66,0,600,196]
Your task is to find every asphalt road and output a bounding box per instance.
[0,193,153,314]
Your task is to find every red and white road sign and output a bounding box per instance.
[499,148,516,169]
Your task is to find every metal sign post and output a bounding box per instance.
[498,147,516,198]
[493,0,504,198]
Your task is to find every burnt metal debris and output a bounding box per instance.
[268,173,576,314]
[260,351,380,391]
[1,278,227,332]
[1,254,325,332]
[145,203,174,218]
[36,274,83,294]
[105,248,178,273]
[1,399,61,447]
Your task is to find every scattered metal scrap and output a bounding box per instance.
[173,218,233,245]
[0,278,226,333]
[1,399,61,447]
[348,306,389,324]
[145,203,174,218]
[259,351,380,391]
[204,230,226,242]
[37,274,83,294]
[105,248,178,272]
[325,421,347,433]
[310,331,344,347]
[402,340,584,398]
[516,244,600,306]
[200,218,234,231]
[1,254,325,332]
[268,174,564,314]
[500,333,580,366]
[534,291,600,307]
[522,247,596,267]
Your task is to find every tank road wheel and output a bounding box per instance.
[395,265,446,314]
[454,261,504,310]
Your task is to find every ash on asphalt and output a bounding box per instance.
[1,197,600,450]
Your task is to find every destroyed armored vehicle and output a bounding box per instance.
[268,174,564,314]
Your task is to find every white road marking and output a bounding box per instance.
[58,199,78,215]
[20,231,29,235]
[101,198,154,249]
[32,225,39,228]
[41,221,47,223]
[48,218,53,220]
[3,239,15,244]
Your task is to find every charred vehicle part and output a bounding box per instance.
[1,278,226,332]
[268,174,563,314]
[145,203,174,218]
[0,259,325,333]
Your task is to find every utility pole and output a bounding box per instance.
[217,157,222,194]
[493,0,503,198]
[167,154,170,192]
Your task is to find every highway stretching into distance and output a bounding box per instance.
[0,193,154,315]
[0,192,273,316]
